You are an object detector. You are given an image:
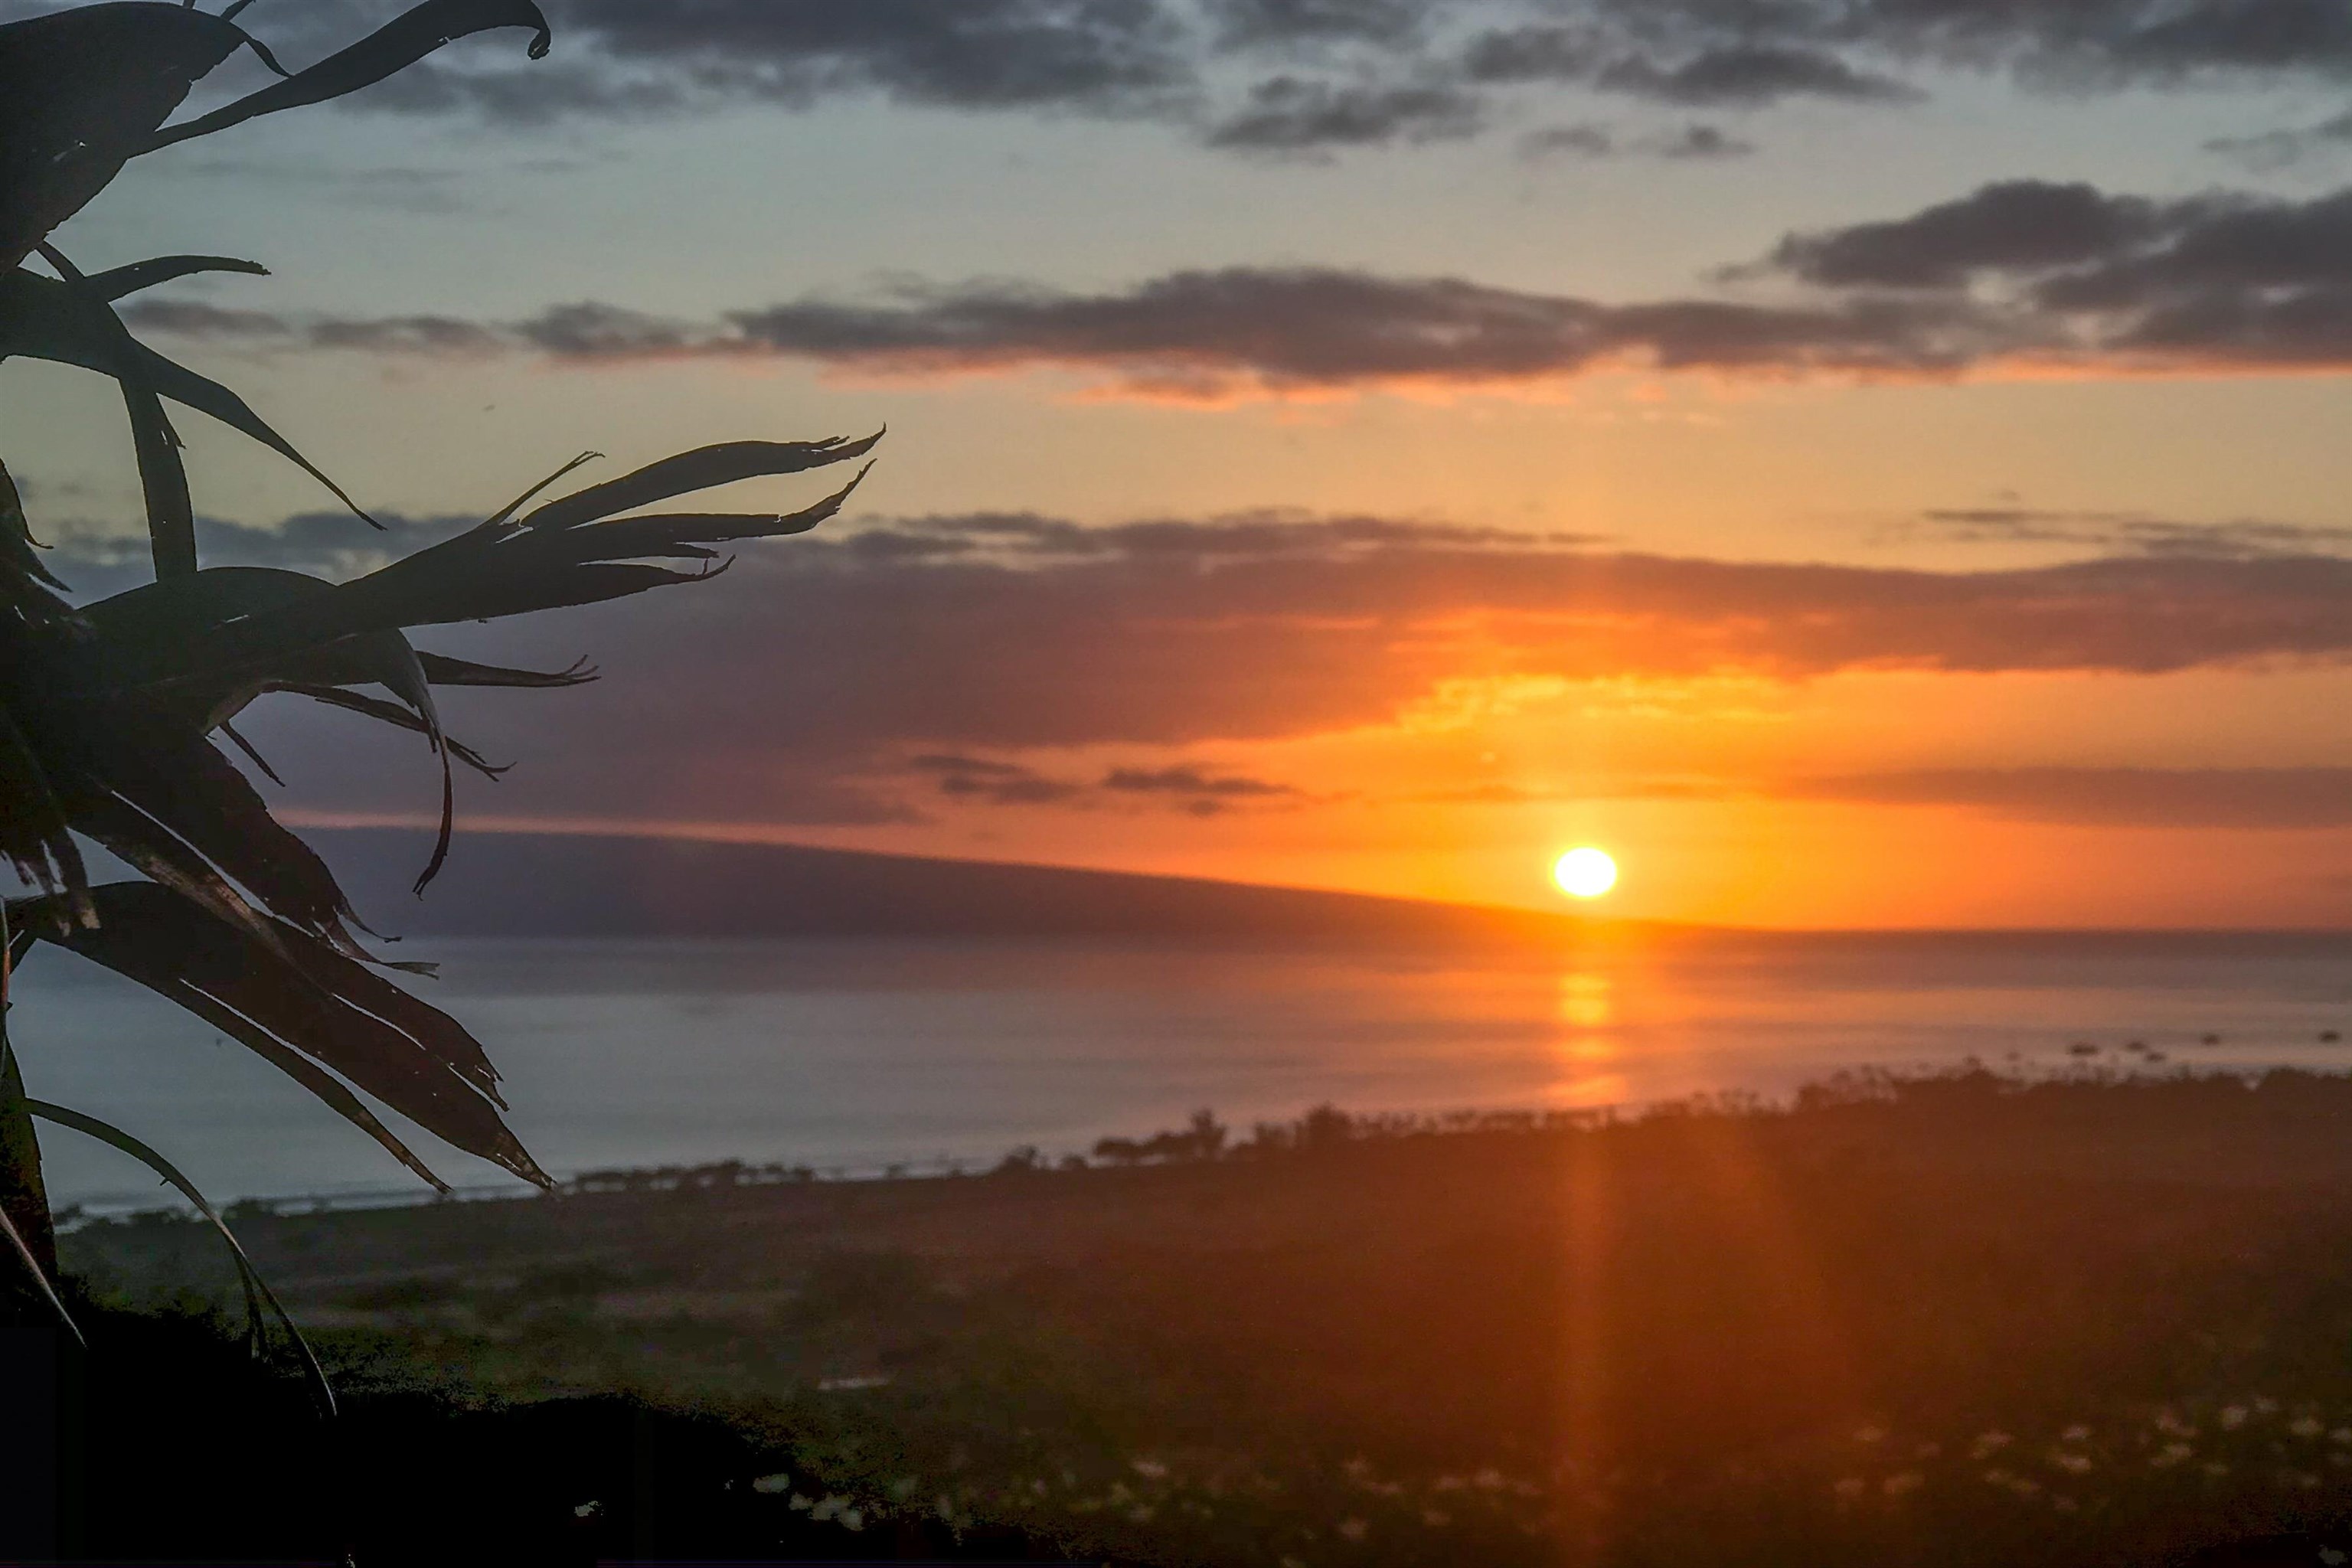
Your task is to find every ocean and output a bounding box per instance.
[15,929,2352,1212]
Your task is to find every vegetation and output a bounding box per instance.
[58,1067,2352,1564]
[0,0,874,1366]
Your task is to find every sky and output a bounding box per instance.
[15,0,2352,928]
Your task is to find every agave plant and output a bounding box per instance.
[0,0,876,1362]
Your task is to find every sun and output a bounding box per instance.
[1553,847,1619,900]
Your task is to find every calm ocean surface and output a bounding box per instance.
[15,932,2352,1210]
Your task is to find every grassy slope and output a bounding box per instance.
[63,1070,2352,1566]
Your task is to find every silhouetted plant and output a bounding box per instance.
[0,0,877,1377]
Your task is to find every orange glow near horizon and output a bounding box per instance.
[278,654,2352,932]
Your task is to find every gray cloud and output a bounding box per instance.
[111,175,2352,393]
[1204,0,1426,50]
[1595,44,1920,106]
[1649,122,1756,158]
[906,753,1303,812]
[688,270,1993,391]
[2208,107,2352,169]
[51,501,2352,835]
[1517,121,1756,159]
[907,753,1087,806]
[1101,764,1304,810]
[1792,769,2352,830]
[1468,28,1918,106]
[121,268,1991,394]
[117,299,509,357]
[1768,179,2352,369]
[48,0,2352,153]
[1207,76,1484,149]
[559,0,1193,113]
[511,302,701,358]
[1765,180,2171,290]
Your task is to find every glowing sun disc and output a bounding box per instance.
[1553,848,1619,900]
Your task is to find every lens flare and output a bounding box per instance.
[1553,847,1619,899]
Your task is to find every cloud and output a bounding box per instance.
[1596,45,1921,106]
[122,267,1990,397]
[1101,764,1305,812]
[1766,178,2352,371]
[72,501,2352,836]
[1912,508,2352,558]
[1761,177,2352,374]
[113,171,2352,392]
[1648,123,1756,159]
[907,753,1086,805]
[1465,30,1916,105]
[1763,181,2171,290]
[1791,768,2352,830]
[1204,0,1426,50]
[2207,108,2352,170]
[117,299,509,356]
[560,0,1194,113]
[1207,76,1485,149]
[1517,122,1756,160]
[712,270,1992,393]
[906,753,1304,812]
[58,0,2352,151]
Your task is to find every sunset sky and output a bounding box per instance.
[16,0,2352,928]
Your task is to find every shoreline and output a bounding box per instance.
[60,1057,2352,1227]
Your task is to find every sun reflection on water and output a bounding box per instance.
[1557,972,1613,1031]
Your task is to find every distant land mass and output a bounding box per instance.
[309,827,1615,945]
[292,828,2352,953]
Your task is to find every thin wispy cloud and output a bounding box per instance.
[1517,122,1756,160]
[1790,768,2352,831]
[1909,508,2352,559]
[910,753,1305,813]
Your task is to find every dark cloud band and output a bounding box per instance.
[38,504,2352,832]
[15,0,2341,152]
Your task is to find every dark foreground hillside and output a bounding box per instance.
[60,1070,2352,1565]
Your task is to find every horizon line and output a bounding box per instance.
[281,811,2352,941]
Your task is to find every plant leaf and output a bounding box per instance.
[29,1098,335,1416]
[0,3,260,270]
[416,652,596,688]
[38,242,198,577]
[137,437,877,694]
[12,884,547,1189]
[0,1204,79,1346]
[143,0,553,152]
[0,700,87,903]
[217,719,283,786]
[0,268,373,542]
[518,433,882,533]
[0,458,70,610]
[86,253,269,302]
[292,685,508,779]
